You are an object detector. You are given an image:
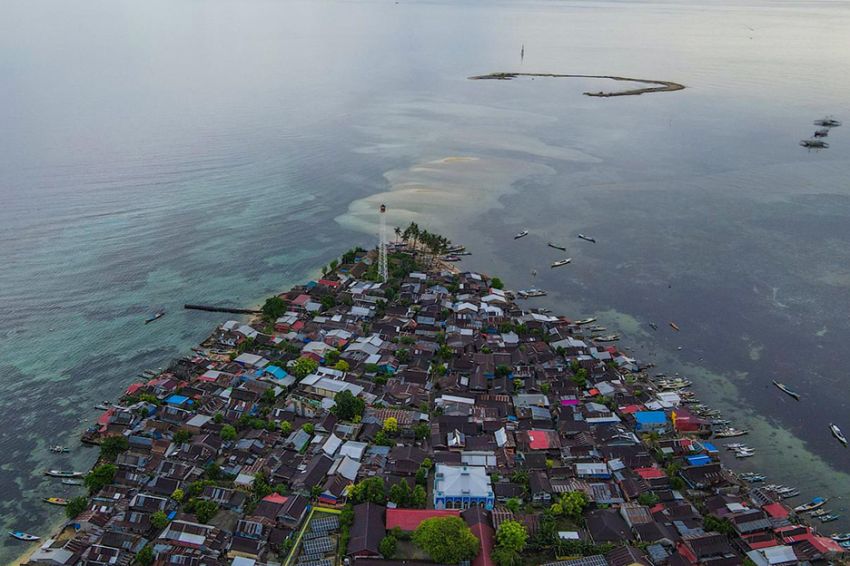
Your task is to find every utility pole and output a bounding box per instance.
[378,203,388,282]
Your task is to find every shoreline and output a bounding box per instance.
[469,72,686,97]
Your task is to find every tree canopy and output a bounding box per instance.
[290,356,319,379]
[495,520,528,553]
[332,389,365,421]
[261,296,287,321]
[349,476,387,505]
[413,516,479,564]
[85,464,116,494]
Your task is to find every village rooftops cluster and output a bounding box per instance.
[26,246,844,566]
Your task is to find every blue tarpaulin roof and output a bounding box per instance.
[635,411,667,424]
[686,455,712,467]
[702,442,718,452]
[165,394,189,406]
[264,365,288,379]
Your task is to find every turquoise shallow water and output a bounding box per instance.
[3,0,850,559]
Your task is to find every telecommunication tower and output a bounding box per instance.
[378,204,388,282]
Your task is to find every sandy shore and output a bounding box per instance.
[469,72,686,97]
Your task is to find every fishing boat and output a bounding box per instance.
[514,230,529,240]
[442,255,462,262]
[830,423,847,446]
[715,427,748,438]
[595,334,620,342]
[9,531,39,542]
[810,508,830,518]
[517,288,547,298]
[814,117,841,127]
[740,473,766,482]
[547,242,567,251]
[821,514,841,523]
[94,403,111,411]
[44,470,85,478]
[145,310,166,324]
[772,381,800,400]
[49,445,69,454]
[780,490,800,499]
[42,497,68,506]
[574,318,597,325]
[814,128,830,138]
[446,245,466,254]
[800,139,828,149]
[840,540,850,550]
[794,497,827,513]
[577,234,596,243]
[831,533,850,542]
[735,448,755,458]
[725,443,747,450]
[669,322,681,331]
[61,479,84,486]
[551,258,572,268]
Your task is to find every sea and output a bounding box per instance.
[2,0,850,560]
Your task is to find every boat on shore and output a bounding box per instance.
[547,242,566,251]
[145,310,166,324]
[45,470,85,478]
[795,497,827,513]
[830,423,847,446]
[577,234,596,243]
[514,230,529,240]
[442,255,462,262]
[43,497,68,506]
[772,381,800,400]
[9,531,39,542]
[551,258,572,268]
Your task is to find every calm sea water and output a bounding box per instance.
[3,0,850,559]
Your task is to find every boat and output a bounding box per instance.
[800,139,829,148]
[649,322,658,331]
[780,490,800,499]
[442,255,462,262]
[574,318,597,325]
[840,540,850,550]
[821,514,841,523]
[725,443,747,450]
[772,381,800,400]
[94,403,111,411]
[814,116,841,127]
[814,128,830,138]
[740,473,766,482]
[49,445,69,454]
[794,497,827,513]
[446,245,466,253]
[9,531,39,542]
[577,234,596,243]
[61,479,84,486]
[810,508,831,518]
[595,334,620,342]
[547,242,567,251]
[669,322,680,331]
[145,310,166,324]
[830,423,847,446]
[551,258,572,268]
[517,288,547,298]
[716,427,748,438]
[44,470,85,478]
[514,230,529,240]
[831,533,850,543]
[42,498,68,506]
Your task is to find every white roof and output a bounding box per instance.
[339,441,368,460]
[335,456,361,481]
[433,464,493,499]
[322,433,343,456]
[762,546,797,565]
[234,353,268,368]
[186,415,212,428]
[495,427,508,448]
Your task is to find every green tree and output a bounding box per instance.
[304,422,315,434]
[171,488,185,503]
[194,500,219,524]
[136,545,154,566]
[414,423,430,440]
[99,435,129,461]
[332,390,365,421]
[411,484,427,508]
[151,510,170,531]
[492,546,522,566]
[491,277,504,290]
[290,356,319,379]
[495,520,528,553]
[280,420,293,434]
[505,498,521,514]
[262,296,287,322]
[324,349,340,366]
[334,359,350,372]
[551,491,589,521]
[85,463,116,494]
[213,412,223,424]
[380,535,398,559]
[413,516,479,564]
[350,477,387,505]
[65,496,88,519]
[703,515,735,535]
[173,429,191,444]
[383,417,399,434]
[637,491,659,506]
[220,424,237,441]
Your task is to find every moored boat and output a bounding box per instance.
[45,470,85,478]
[551,258,572,268]
[577,234,596,243]
[145,310,166,324]
[43,497,68,506]
[595,334,620,342]
[514,230,529,240]
[715,427,748,438]
[547,242,566,251]
[794,497,827,513]
[574,318,597,325]
[820,513,841,523]
[669,322,680,331]
[772,380,800,400]
[49,445,69,453]
[517,288,546,298]
[830,423,847,446]
[831,533,850,542]
[9,531,39,541]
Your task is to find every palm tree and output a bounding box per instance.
[394,226,402,243]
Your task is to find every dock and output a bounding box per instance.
[184,304,262,315]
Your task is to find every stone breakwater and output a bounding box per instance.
[469,72,686,97]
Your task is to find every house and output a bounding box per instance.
[634,412,668,434]
[586,509,631,544]
[348,503,385,558]
[433,464,494,510]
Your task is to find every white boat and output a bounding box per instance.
[795,497,827,513]
[574,318,597,325]
[49,445,69,453]
[715,427,748,438]
[814,116,841,127]
[517,288,546,298]
[830,533,850,542]
[61,479,84,486]
[9,531,39,541]
[44,470,85,478]
[830,423,847,446]
[514,230,529,240]
[551,258,572,268]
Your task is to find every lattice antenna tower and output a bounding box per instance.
[378,203,388,282]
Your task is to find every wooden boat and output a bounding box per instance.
[577,234,596,243]
[145,310,166,324]
[814,117,841,127]
[42,498,68,506]
[772,381,800,400]
[44,470,85,478]
[830,533,850,542]
[547,242,567,251]
[574,318,597,325]
[715,427,748,438]
[9,531,39,541]
[514,230,529,240]
[794,497,827,513]
[49,445,69,453]
[595,334,620,342]
[831,423,847,446]
[669,322,680,331]
[551,258,572,268]
[517,288,546,298]
[821,514,841,523]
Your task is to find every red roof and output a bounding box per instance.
[125,383,143,396]
[262,493,288,504]
[386,509,460,532]
[527,430,553,450]
[634,467,666,480]
[292,294,311,307]
[469,519,495,566]
[318,279,340,288]
[620,404,644,414]
[763,502,790,519]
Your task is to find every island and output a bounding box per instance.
[18,225,843,566]
[469,73,686,97]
